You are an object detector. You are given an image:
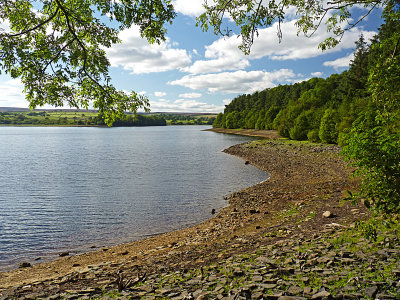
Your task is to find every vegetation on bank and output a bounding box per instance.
[213,3,400,218]
[161,114,216,126]
[0,111,166,126]
[0,111,216,127]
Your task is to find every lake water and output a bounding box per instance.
[0,126,267,270]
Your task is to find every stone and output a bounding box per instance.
[287,286,303,295]
[158,288,173,296]
[252,275,263,282]
[322,211,333,218]
[299,277,309,283]
[311,291,331,299]
[377,250,388,260]
[19,262,32,268]
[364,286,378,298]
[303,287,312,295]
[261,283,277,289]
[59,252,69,257]
[252,292,264,299]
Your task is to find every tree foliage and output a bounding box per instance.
[342,2,400,215]
[319,108,338,143]
[0,0,175,125]
[213,2,400,216]
[198,0,383,54]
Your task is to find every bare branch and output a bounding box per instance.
[347,3,378,30]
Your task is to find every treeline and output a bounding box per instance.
[0,111,166,127]
[112,114,166,126]
[161,114,216,125]
[213,21,395,146]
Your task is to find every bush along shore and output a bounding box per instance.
[1,130,400,299]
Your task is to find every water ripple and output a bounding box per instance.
[0,126,267,270]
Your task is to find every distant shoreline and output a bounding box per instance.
[205,127,281,140]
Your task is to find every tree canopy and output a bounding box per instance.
[198,0,384,54]
[0,0,175,125]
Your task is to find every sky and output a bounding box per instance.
[0,0,384,113]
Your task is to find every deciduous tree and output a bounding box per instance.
[0,0,175,125]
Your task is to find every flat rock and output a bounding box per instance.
[311,291,331,299]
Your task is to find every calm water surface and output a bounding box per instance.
[0,126,267,270]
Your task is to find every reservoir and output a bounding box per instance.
[0,126,267,270]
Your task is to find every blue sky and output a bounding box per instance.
[0,1,383,113]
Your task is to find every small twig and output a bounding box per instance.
[115,270,147,292]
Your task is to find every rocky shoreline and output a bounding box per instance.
[1,131,399,299]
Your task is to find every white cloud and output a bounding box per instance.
[178,92,202,99]
[169,69,299,94]
[323,53,354,70]
[138,90,147,95]
[202,19,376,62]
[0,19,11,33]
[149,99,223,113]
[180,17,375,78]
[107,26,191,74]
[223,99,232,105]
[183,57,250,74]
[172,0,206,17]
[0,79,28,107]
[311,71,323,77]
[155,91,167,97]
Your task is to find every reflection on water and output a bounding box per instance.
[0,126,267,270]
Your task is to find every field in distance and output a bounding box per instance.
[0,108,217,126]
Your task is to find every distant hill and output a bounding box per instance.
[0,107,217,115]
[0,107,30,112]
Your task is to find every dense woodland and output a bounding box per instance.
[213,8,399,147]
[213,34,375,145]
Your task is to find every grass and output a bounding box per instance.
[0,110,101,126]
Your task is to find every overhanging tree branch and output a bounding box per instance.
[2,6,60,37]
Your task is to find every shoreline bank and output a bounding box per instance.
[1,130,374,298]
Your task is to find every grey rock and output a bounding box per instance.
[19,262,32,268]
[311,291,331,299]
[251,291,264,299]
[364,286,378,298]
[287,286,303,295]
[377,250,388,260]
[252,275,263,282]
[260,283,277,289]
